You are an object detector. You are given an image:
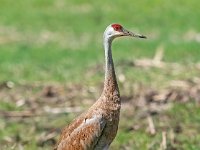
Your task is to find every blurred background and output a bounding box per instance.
[0,0,200,149]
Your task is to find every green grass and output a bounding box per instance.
[0,0,200,83]
[111,102,200,149]
[0,0,200,149]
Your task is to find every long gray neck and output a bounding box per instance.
[103,37,119,94]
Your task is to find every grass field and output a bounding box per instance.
[0,0,200,149]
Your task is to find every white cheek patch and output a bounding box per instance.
[108,31,112,35]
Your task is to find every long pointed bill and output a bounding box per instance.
[123,29,147,39]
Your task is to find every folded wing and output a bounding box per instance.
[55,114,106,150]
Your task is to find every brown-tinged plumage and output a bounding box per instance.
[54,24,146,150]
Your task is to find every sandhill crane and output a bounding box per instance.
[54,24,146,150]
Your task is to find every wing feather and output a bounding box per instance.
[56,114,106,150]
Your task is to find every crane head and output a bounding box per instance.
[104,23,146,40]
